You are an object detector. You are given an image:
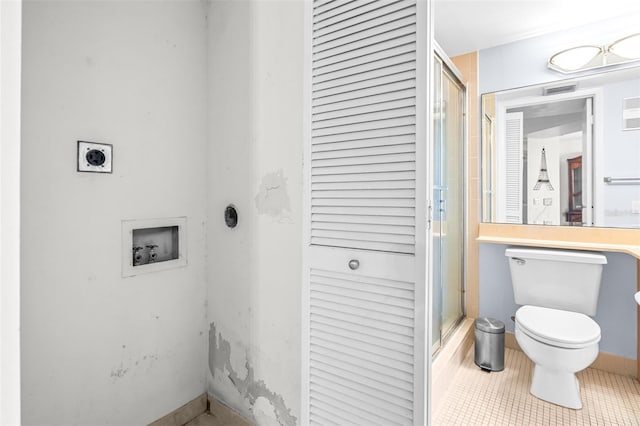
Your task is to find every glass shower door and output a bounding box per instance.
[432,55,466,354]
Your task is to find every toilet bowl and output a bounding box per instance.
[514,305,600,409]
[505,247,607,409]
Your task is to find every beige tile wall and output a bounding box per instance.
[451,52,479,319]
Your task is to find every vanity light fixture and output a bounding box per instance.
[548,33,640,73]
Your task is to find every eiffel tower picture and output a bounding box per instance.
[533,147,554,191]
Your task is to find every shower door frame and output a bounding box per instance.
[432,45,468,355]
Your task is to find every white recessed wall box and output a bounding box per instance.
[77,141,112,173]
[122,217,187,277]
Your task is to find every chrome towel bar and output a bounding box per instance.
[603,176,640,185]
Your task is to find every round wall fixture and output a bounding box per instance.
[225,205,238,228]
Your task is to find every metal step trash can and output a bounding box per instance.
[474,317,505,372]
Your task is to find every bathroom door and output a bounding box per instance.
[432,55,465,353]
[303,0,432,424]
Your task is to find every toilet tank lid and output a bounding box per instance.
[505,247,607,264]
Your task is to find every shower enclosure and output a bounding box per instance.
[432,50,466,354]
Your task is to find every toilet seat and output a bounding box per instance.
[516,305,601,349]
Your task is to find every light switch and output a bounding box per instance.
[77,141,112,173]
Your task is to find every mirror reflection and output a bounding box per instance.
[482,67,640,228]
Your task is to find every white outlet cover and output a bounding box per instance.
[77,141,112,173]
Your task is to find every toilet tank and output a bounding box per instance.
[505,247,607,316]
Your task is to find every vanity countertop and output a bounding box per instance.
[477,223,640,260]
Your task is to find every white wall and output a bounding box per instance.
[206,1,303,424]
[21,1,208,424]
[0,0,22,424]
[600,78,640,227]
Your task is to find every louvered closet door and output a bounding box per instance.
[500,111,523,224]
[304,1,429,425]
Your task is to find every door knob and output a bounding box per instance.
[348,259,360,270]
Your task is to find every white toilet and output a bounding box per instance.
[505,247,607,409]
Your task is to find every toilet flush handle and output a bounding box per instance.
[511,257,526,265]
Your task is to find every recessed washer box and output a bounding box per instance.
[122,217,187,277]
[78,141,112,173]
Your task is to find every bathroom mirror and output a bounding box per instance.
[481,66,640,228]
[433,1,640,229]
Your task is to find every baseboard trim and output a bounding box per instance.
[432,317,475,415]
[148,393,207,426]
[505,331,637,378]
[208,396,253,426]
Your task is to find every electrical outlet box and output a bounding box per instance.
[77,141,112,173]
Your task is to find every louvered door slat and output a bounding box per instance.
[312,124,415,145]
[312,116,416,138]
[311,205,414,216]
[314,15,415,55]
[313,221,414,236]
[313,0,367,24]
[313,80,416,107]
[311,309,414,342]
[314,107,416,132]
[313,73,416,104]
[311,282,413,310]
[313,1,411,36]
[311,229,414,245]
[311,313,413,344]
[312,162,415,177]
[311,374,412,417]
[312,179,415,190]
[313,88,415,115]
[314,33,415,69]
[312,134,415,152]
[314,4,415,47]
[312,97,415,121]
[312,213,415,226]
[312,143,416,160]
[313,0,343,12]
[312,327,413,360]
[311,170,415,183]
[314,23,416,63]
[311,198,414,208]
[313,0,403,32]
[310,393,389,426]
[313,54,416,86]
[312,152,415,167]
[314,43,416,79]
[310,407,357,426]
[310,290,414,319]
[311,335,413,374]
[311,378,413,421]
[312,188,415,198]
[311,353,413,395]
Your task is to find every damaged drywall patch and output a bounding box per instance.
[209,322,297,426]
[254,170,291,218]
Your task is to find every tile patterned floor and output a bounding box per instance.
[434,347,640,425]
